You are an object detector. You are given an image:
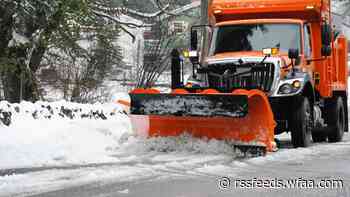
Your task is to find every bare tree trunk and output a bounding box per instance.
[71,80,81,102]
[3,45,41,103]
[0,4,17,102]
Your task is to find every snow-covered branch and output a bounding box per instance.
[92,10,154,28]
[126,5,170,18]
[91,3,170,18]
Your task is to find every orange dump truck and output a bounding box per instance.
[126,0,348,154]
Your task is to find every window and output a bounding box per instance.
[209,23,301,55]
[304,25,312,58]
[170,21,187,35]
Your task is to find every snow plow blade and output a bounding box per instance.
[126,89,276,153]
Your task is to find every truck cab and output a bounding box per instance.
[204,19,305,97]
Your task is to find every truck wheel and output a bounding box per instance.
[290,97,312,148]
[326,97,345,143]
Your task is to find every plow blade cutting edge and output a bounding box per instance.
[124,89,276,154]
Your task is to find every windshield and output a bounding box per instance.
[209,23,301,55]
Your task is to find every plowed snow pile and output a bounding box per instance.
[0,100,240,170]
[118,133,237,154]
[0,100,131,169]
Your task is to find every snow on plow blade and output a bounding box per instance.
[130,94,248,118]
[127,89,276,153]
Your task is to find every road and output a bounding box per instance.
[1,132,350,197]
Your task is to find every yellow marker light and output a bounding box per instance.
[271,48,279,55]
[306,5,315,9]
[183,50,189,58]
[214,9,222,14]
[292,80,302,88]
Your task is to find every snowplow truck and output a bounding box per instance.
[126,0,348,153]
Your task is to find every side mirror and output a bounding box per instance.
[189,29,199,64]
[321,45,332,56]
[321,23,332,46]
[189,25,212,65]
[288,48,299,59]
[190,30,198,51]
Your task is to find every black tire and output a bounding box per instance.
[290,97,313,148]
[326,97,345,142]
[312,129,327,142]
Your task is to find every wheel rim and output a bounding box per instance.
[338,106,345,137]
[303,101,312,145]
[305,111,312,144]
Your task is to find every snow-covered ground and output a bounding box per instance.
[0,93,350,196]
[1,132,350,196]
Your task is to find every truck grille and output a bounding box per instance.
[207,63,275,93]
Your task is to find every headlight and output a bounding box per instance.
[278,84,294,94]
[292,80,301,89]
[278,80,302,95]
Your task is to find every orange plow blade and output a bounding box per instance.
[124,89,276,152]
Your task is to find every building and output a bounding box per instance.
[169,20,189,35]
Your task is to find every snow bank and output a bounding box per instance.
[0,100,127,127]
[0,100,132,169]
[0,112,242,170]
[0,99,241,170]
[0,117,132,169]
[0,96,263,170]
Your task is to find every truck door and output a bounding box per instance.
[303,24,314,80]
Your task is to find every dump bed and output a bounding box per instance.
[210,0,330,22]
